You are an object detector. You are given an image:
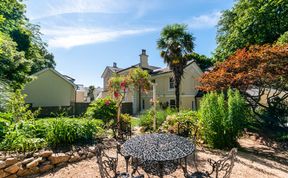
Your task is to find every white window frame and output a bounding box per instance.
[168,77,175,91]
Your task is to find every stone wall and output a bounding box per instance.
[0,146,97,178]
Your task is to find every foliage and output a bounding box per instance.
[108,68,151,136]
[139,108,175,132]
[85,97,117,124]
[6,90,39,122]
[0,117,10,141]
[0,118,104,151]
[214,0,288,60]
[88,85,95,101]
[46,118,103,147]
[0,0,55,89]
[160,111,199,137]
[198,89,248,148]
[199,44,288,127]
[0,32,31,89]
[277,31,288,45]
[186,52,214,71]
[157,24,195,110]
[0,120,48,152]
[0,80,11,112]
[129,68,151,112]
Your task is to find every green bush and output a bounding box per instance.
[199,89,248,148]
[85,98,117,123]
[139,108,176,132]
[0,118,104,151]
[46,118,104,146]
[160,111,199,137]
[0,121,47,152]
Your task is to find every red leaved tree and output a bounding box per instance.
[199,44,288,127]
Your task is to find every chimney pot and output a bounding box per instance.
[113,62,117,68]
[142,49,146,55]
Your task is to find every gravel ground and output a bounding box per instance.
[33,135,288,178]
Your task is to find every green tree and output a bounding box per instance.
[0,32,31,89]
[129,68,151,112]
[157,24,195,111]
[88,85,95,102]
[186,52,214,71]
[0,0,55,88]
[214,0,288,60]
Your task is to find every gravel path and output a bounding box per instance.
[33,147,287,178]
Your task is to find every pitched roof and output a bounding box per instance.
[150,60,196,76]
[32,68,77,89]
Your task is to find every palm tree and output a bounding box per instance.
[157,24,194,111]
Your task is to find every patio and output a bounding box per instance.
[33,134,288,178]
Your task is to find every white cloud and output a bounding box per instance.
[27,0,155,20]
[43,27,156,48]
[187,11,221,29]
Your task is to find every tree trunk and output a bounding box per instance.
[175,76,181,112]
[117,102,122,138]
[138,86,141,113]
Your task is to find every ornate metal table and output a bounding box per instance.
[121,133,195,177]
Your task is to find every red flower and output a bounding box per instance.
[120,81,126,90]
[114,91,119,98]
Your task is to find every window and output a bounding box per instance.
[170,99,176,108]
[169,77,175,89]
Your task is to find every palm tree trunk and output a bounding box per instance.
[175,82,180,112]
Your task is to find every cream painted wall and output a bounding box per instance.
[23,70,76,107]
[101,62,203,113]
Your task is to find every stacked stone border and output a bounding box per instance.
[0,146,97,178]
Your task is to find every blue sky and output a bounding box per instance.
[25,0,234,87]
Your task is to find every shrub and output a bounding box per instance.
[85,98,117,123]
[199,89,247,148]
[46,118,104,147]
[139,108,175,132]
[0,121,47,152]
[160,111,199,137]
[0,118,104,151]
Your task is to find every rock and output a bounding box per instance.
[5,158,18,166]
[4,163,20,174]
[69,153,80,163]
[39,164,54,173]
[26,158,41,169]
[41,161,51,166]
[17,166,32,177]
[78,150,84,156]
[88,146,96,154]
[56,162,67,168]
[87,152,94,158]
[31,167,40,174]
[0,160,6,169]
[81,155,86,160]
[48,153,70,165]
[22,157,34,165]
[0,170,11,178]
[39,151,53,158]
[6,174,17,178]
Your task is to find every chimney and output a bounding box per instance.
[139,49,149,68]
[113,62,117,68]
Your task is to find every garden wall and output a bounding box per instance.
[0,146,97,178]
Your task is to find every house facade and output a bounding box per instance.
[23,68,77,107]
[101,49,203,114]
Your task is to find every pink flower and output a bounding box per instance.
[105,100,110,106]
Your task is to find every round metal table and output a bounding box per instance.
[121,133,195,177]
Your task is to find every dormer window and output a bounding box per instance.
[169,77,175,89]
